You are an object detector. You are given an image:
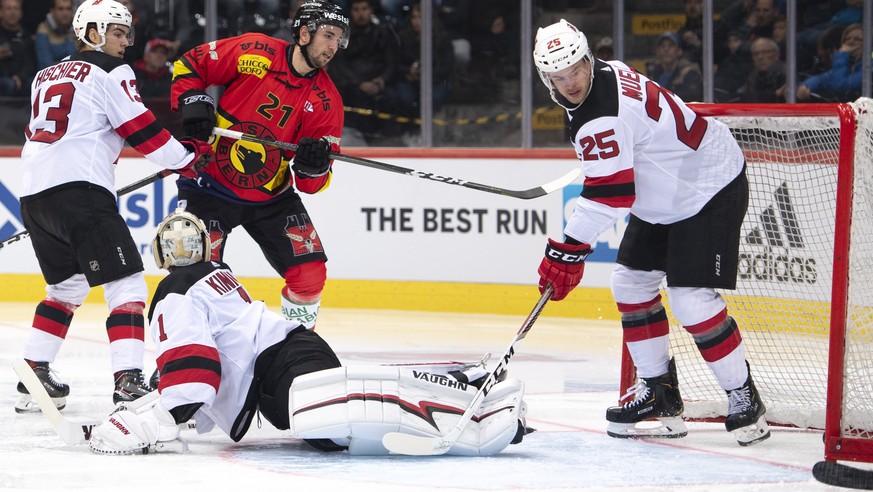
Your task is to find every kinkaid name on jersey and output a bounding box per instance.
[413,371,468,391]
[34,60,92,86]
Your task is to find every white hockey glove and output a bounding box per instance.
[89,399,187,455]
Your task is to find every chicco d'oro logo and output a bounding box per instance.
[739,181,817,284]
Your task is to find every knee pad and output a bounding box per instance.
[667,287,726,326]
[283,261,326,302]
[103,272,148,311]
[46,273,90,306]
[611,265,665,306]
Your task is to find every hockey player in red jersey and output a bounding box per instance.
[87,210,528,456]
[15,0,212,412]
[169,0,347,330]
[532,19,770,446]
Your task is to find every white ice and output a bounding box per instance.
[0,303,849,491]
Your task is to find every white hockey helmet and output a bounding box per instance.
[151,209,211,270]
[73,0,133,50]
[533,19,594,110]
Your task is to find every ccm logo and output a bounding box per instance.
[545,244,590,264]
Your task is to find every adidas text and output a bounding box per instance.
[738,252,817,284]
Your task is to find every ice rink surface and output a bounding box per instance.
[0,302,853,491]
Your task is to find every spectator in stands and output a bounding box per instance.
[801,25,844,79]
[0,0,35,97]
[328,0,399,142]
[719,0,754,35]
[735,0,780,46]
[796,0,862,75]
[593,36,613,61]
[120,0,157,65]
[34,0,75,70]
[795,23,866,102]
[132,0,192,55]
[21,0,51,35]
[737,37,785,102]
[771,15,786,60]
[645,31,702,103]
[466,3,520,102]
[221,0,281,36]
[382,1,453,120]
[272,0,307,42]
[438,0,472,72]
[677,0,703,65]
[133,38,173,99]
[714,29,753,102]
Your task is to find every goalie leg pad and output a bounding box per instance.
[89,398,187,455]
[288,366,525,456]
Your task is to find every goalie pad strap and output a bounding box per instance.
[288,366,524,456]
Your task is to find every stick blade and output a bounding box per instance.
[813,460,873,489]
[12,359,97,446]
[382,432,452,456]
[540,167,582,194]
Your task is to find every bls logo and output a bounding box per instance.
[562,184,628,263]
[0,179,23,241]
[740,181,817,284]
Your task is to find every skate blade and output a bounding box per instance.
[14,394,66,413]
[607,417,688,439]
[732,417,770,446]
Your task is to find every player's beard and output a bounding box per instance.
[303,43,333,70]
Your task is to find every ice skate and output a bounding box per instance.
[606,358,687,439]
[725,362,770,446]
[15,361,70,413]
[113,369,153,404]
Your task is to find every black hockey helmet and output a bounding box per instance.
[292,1,350,49]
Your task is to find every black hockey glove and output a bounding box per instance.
[178,89,216,141]
[292,137,332,179]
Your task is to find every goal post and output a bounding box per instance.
[617,98,873,476]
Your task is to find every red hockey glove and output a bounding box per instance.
[177,138,214,179]
[178,89,216,141]
[538,238,593,301]
[292,137,332,179]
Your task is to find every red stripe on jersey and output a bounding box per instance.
[616,295,662,313]
[115,111,172,155]
[157,344,222,393]
[583,168,636,208]
[585,168,635,187]
[684,308,728,335]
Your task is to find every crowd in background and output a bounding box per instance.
[0,0,869,146]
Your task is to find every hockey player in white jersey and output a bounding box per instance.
[532,19,769,446]
[87,209,528,456]
[15,0,213,412]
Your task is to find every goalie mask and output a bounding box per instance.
[151,210,211,270]
[73,0,134,50]
[533,19,594,110]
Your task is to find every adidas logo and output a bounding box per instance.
[739,182,817,284]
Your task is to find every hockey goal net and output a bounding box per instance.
[619,98,873,461]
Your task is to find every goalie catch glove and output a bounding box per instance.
[292,137,332,179]
[538,238,592,301]
[178,89,215,141]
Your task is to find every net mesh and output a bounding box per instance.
[658,100,873,435]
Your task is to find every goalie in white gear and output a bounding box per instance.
[89,210,529,455]
[532,19,769,446]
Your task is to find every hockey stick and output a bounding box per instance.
[813,460,873,489]
[381,284,553,456]
[12,359,103,445]
[212,127,581,200]
[0,169,174,250]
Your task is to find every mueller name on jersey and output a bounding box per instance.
[34,61,92,87]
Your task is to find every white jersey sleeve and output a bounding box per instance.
[20,51,195,197]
